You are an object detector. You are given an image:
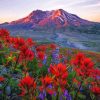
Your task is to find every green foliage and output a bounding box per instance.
[27,58,38,71]
[78,93,86,100]
[67,71,76,84]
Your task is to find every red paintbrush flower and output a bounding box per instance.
[71,53,95,78]
[50,63,68,79]
[37,51,45,60]
[71,52,85,66]
[49,43,57,50]
[0,76,5,82]
[0,29,10,38]
[79,58,94,78]
[81,58,94,69]
[40,75,52,88]
[93,68,100,79]
[0,29,11,47]
[18,76,36,96]
[40,75,54,94]
[49,63,68,91]
[19,49,34,62]
[91,86,100,95]
[36,45,47,52]
[26,38,36,47]
[12,37,25,50]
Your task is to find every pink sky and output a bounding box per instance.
[0,0,100,23]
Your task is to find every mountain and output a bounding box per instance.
[0,9,94,30]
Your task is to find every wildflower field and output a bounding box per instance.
[0,29,100,100]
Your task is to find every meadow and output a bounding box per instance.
[0,29,100,100]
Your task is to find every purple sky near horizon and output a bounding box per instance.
[0,0,100,23]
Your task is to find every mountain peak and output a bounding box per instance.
[51,9,62,19]
[54,9,65,12]
[1,9,92,29]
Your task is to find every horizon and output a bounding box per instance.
[0,0,100,23]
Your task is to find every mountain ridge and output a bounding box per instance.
[0,9,96,30]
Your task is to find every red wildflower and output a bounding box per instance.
[19,49,34,62]
[73,78,80,85]
[74,67,84,76]
[79,58,94,78]
[71,53,95,78]
[40,76,54,94]
[91,86,100,95]
[93,68,100,79]
[36,45,47,52]
[20,45,28,52]
[0,29,9,38]
[50,63,68,78]
[4,36,11,44]
[40,75,52,88]
[81,58,94,69]
[71,52,85,66]
[49,43,57,50]
[26,38,36,47]
[0,29,11,47]
[37,51,45,60]
[18,76,36,96]
[49,63,68,91]
[12,37,25,50]
[0,76,5,82]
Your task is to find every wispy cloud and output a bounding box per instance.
[71,0,100,7]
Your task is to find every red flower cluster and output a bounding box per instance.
[0,29,35,65]
[0,76,5,82]
[26,38,36,48]
[18,76,36,96]
[91,86,100,95]
[11,37,25,50]
[80,58,94,77]
[0,29,10,39]
[49,43,57,50]
[90,76,100,95]
[71,52,85,66]
[41,75,52,87]
[49,63,68,91]
[36,45,47,52]
[37,51,45,60]
[40,76,54,94]
[11,37,35,50]
[10,37,35,63]
[0,29,10,47]
[19,49,34,62]
[71,53,95,78]
[93,68,100,79]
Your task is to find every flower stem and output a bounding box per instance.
[74,81,83,100]
[14,54,20,70]
[56,91,59,100]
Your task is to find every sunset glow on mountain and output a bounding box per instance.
[0,0,100,23]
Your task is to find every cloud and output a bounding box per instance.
[71,0,100,7]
